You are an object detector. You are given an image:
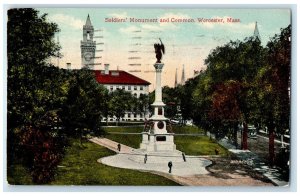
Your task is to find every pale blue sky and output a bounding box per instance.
[38,8,291,89]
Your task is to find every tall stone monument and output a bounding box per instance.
[139,39,179,153]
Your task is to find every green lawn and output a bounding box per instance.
[103,126,144,133]
[172,125,205,134]
[105,134,141,149]
[51,139,179,185]
[7,164,33,185]
[175,136,228,156]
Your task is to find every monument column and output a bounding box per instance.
[154,63,163,103]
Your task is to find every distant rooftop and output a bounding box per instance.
[94,70,151,85]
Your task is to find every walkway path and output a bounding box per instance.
[218,137,289,186]
[89,137,134,153]
[89,137,274,186]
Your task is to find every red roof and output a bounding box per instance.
[94,70,151,85]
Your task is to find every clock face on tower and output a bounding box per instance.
[84,53,93,62]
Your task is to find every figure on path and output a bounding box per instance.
[117,143,121,152]
[168,161,173,173]
[144,154,148,164]
[154,38,165,63]
[182,152,186,162]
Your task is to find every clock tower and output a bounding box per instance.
[81,14,96,69]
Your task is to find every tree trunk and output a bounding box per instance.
[234,122,238,149]
[269,126,275,166]
[242,122,248,150]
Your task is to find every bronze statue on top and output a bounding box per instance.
[154,38,165,63]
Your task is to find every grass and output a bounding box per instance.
[103,126,144,133]
[103,126,142,149]
[105,134,141,149]
[174,136,228,156]
[51,139,179,185]
[172,125,205,134]
[7,164,33,185]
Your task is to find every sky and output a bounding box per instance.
[37,8,291,91]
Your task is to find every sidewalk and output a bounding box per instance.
[89,137,212,177]
[217,137,289,186]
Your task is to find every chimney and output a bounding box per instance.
[66,63,71,70]
[104,64,109,75]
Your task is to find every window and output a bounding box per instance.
[128,86,131,90]
[134,86,137,90]
[110,86,113,91]
[122,86,125,90]
[158,107,163,115]
[140,86,143,90]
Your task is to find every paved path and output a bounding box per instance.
[218,137,289,186]
[89,137,274,186]
[89,137,134,153]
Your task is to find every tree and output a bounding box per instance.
[7,8,60,130]
[109,89,133,125]
[7,8,67,184]
[202,37,266,149]
[60,69,107,139]
[209,80,242,144]
[135,93,150,120]
[162,86,179,119]
[256,25,291,165]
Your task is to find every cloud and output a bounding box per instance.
[109,12,129,19]
[119,25,141,34]
[48,14,84,30]
[140,24,161,31]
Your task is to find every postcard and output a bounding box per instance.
[6,7,291,187]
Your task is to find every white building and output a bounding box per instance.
[94,64,151,122]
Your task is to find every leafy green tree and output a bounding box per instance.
[162,86,179,119]
[192,71,214,133]
[255,25,291,165]
[60,69,107,139]
[202,37,266,149]
[7,8,60,130]
[135,93,150,119]
[7,8,68,184]
[109,89,133,125]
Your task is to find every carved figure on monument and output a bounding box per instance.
[154,38,165,63]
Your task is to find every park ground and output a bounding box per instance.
[7,125,273,186]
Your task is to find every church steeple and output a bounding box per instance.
[253,21,261,41]
[175,68,178,87]
[181,64,185,85]
[85,14,92,26]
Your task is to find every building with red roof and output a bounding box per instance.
[95,64,151,122]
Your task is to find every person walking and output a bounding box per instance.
[117,143,121,152]
[168,161,173,173]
